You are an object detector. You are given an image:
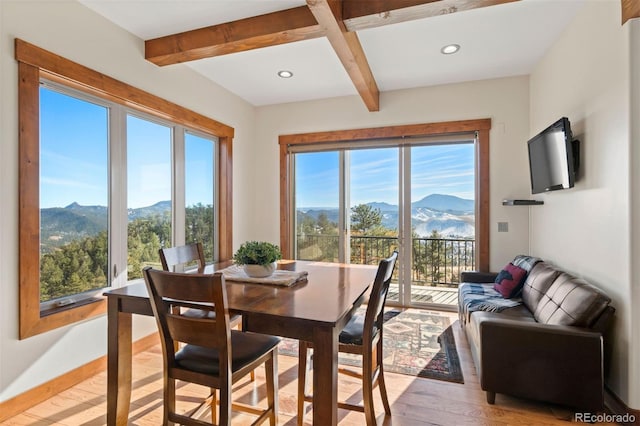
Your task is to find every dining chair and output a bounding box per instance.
[159,243,242,325]
[159,242,207,273]
[143,267,280,426]
[297,250,398,426]
[159,243,248,377]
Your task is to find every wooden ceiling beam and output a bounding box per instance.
[145,6,323,66]
[621,0,640,25]
[144,0,520,111]
[343,0,519,31]
[306,0,380,111]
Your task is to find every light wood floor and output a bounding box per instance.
[2,311,614,425]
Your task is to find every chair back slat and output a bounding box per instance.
[143,268,230,353]
[159,243,205,273]
[364,251,398,335]
[166,315,224,348]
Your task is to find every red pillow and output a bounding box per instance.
[494,263,527,298]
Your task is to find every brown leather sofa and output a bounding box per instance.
[458,261,615,412]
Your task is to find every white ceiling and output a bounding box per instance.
[79,0,586,107]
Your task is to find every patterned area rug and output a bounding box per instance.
[278,308,464,384]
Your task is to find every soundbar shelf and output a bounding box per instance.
[502,199,544,206]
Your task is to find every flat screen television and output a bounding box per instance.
[527,117,579,194]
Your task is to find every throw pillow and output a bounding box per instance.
[494,263,527,298]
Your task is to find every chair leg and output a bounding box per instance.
[219,380,232,426]
[362,352,377,426]
[486,391,496,404]
[210,388,217,425]
[164,377,175,426]
[297,342,310,426]
[265,351,279,426]
[377,339,391,415]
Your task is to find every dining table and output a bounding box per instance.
[104,259,378,426]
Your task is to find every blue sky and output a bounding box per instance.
[295,143,475,208]
[40,87,214,209]
[40,87,473,211]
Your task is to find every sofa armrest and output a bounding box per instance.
[472,311,604,411]
[460,271,498,283]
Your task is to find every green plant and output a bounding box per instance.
[233,241,282,266]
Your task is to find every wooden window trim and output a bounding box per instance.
[278,118,491,272]
[16,39,234,338]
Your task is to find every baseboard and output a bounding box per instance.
[0,332,159,422]
[605,387,640,425]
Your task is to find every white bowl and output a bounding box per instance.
[243,262,276,278]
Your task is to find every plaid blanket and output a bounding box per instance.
[512,255,541,273]
[458,283,523,324]
[458,255,540,324]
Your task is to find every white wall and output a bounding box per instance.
[251,76,532,273]
[0,0,255,402]
[529,0,634,407]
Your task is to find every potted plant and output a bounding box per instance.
[233,241,282,278]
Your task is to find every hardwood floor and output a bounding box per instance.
[1,312,615,425]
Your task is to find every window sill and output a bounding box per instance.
[20,297,106,339]
[40,296,104,318]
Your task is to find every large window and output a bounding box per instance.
[17,39,234,338]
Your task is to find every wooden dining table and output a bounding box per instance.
[104,260,378,426]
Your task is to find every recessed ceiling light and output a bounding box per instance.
[440,44,460,55]
[277,70,293,78]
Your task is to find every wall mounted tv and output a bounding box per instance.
[527,117,580,194]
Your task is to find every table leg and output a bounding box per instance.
[107,297,132,426]
[312,326,338,425]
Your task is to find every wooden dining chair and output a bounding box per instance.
[159,243,249,377]
[159,243,242,326]
[159,242,207,273]
[297,251,398,426]
[143,267,280,426]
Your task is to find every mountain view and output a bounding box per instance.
[41,193,475,254]
[40,201,172,253]
[297,194,475,238]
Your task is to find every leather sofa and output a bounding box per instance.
[458,260,615,412]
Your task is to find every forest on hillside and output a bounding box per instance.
[40,204,214,303]
[40,203,474,303]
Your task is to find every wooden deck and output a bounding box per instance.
[388,283,459,307]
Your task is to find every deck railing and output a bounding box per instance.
[296,234,475,288]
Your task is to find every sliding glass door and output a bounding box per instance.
[292,138,476,309]
[405,143,475,307]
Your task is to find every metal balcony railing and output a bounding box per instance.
[296,234,475,288]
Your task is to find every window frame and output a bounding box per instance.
[17,39,234,339]
[279,120,491,272]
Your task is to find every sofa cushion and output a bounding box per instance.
[533,272,611,327]
[522,262,560,313]
[493,263,527,298]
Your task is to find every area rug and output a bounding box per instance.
[278,308,464,384]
